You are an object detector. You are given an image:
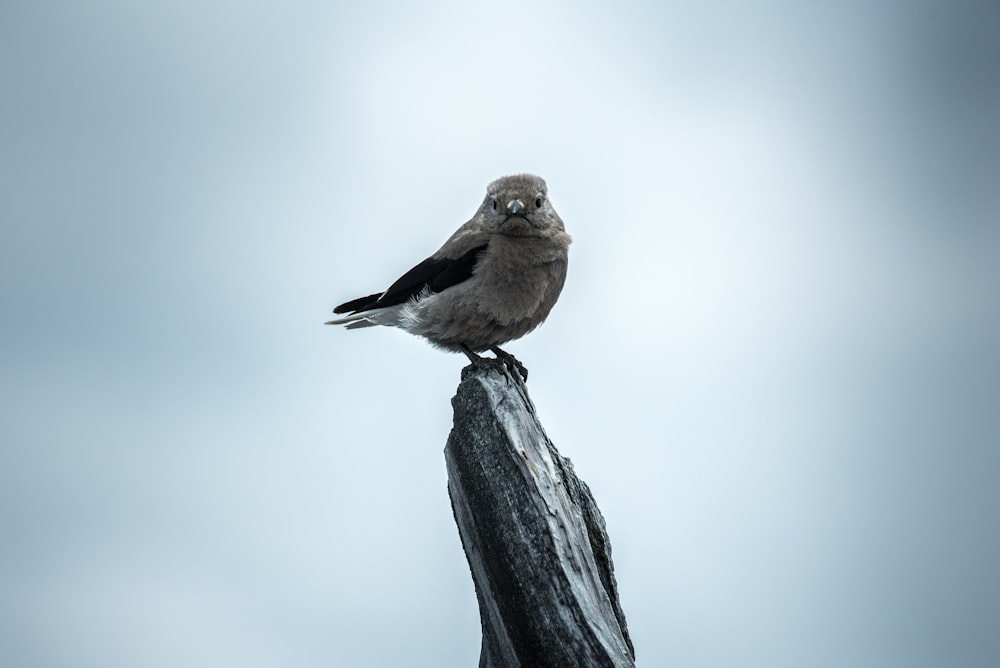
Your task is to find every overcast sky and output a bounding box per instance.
[2,1,999,666]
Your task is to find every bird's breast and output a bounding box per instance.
[471,236,568,325]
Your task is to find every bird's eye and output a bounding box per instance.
[534,196,544,208]
[490,196,499,212]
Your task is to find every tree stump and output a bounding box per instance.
[445,361,635,667]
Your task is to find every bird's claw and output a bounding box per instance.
[490,346,528,383]
[460,345,528,383]
[460,344,494,381]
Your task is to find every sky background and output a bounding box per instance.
[2,1,999,666]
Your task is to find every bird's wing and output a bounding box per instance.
[332,243,488,315]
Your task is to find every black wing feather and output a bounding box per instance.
[333,244,487,315]
[332,292,382,314]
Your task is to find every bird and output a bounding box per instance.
[326,173,571,379]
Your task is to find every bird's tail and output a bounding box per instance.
[325,305,401,329]
[324,312,377,328]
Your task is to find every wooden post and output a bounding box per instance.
[445,362,635,667]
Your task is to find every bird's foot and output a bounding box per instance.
[490,346,528,382]
[460,344,495,380]
[459,345,527,383]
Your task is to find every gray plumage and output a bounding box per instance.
[326,174,571,365]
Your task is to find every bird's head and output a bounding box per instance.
[480,173,563,236]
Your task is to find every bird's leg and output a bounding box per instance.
[460,344,483,364]
[489,345,528,382]
[460,344,493,374]
[461,344,513,383]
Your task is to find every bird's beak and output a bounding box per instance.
[507,199,525,216]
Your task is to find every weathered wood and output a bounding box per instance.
[446,361,635,668]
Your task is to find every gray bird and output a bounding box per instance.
[326,173,571,378]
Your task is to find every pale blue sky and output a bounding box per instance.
[2,1,999,666]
